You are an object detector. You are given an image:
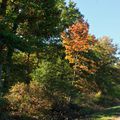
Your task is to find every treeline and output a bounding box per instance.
[0,0,120,119]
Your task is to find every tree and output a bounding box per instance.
[93,36,117,66]
[92,36,119,94]
[0,0,85,92]
[57,0,83,31]
[31,57,77,102]
[61,21,97,81]
[0,0,62,89]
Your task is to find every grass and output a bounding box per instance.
[91,106,120,120]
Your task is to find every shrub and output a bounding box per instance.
[5,81,52,119]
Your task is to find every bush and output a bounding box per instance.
[5,81,52,119]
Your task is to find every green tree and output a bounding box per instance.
[0,0,61,89]
[93,36,119,94]
[31,58,78,102]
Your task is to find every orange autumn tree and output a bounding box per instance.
[61,20,97,91]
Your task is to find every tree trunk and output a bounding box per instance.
[1,0,8,15]
[0,64,3,88]
[4,47,13,89]
[6,65,10,80]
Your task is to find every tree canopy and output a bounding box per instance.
[0,0,120,120]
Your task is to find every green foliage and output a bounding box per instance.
[0,0,83,91]
[0,0,120,119]
[0,96,9,120]
[31,58,78,100]
[58,0,83,29]
[91,37,119,95]
[93,36,118,65]
[9,51,38,85]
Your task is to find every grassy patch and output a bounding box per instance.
[91,106,120,120]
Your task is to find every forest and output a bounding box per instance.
[0,0,120,119]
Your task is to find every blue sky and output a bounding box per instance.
[66,0,120,49]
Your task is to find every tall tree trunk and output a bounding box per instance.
[6,64,10,80]
[0,48,4,89]
[0,0,8,88]
[0,0,7,15]
[4,47,13,89]
[0,64,3,88]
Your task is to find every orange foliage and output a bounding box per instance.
[61,21,97,75]
[5,81,52,119]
